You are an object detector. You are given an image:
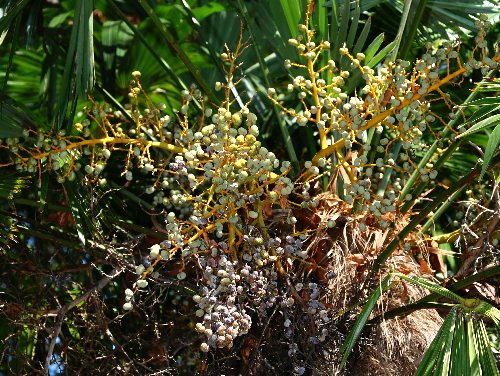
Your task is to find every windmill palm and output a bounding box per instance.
[0,0,499,374]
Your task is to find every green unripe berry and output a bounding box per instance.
[248,211,258,219]
[135,265,145,275]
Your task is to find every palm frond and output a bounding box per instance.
[58,0,95,131]
[416,311,500,376]
[375,169,477,270]
[415,308,458,376]
[236,0,299,171]
[0,171,29,199]
[399,71,498,214]
[137,0,217,104]
[106,0,190,96]
[64,181,102,246]
[0,95,36,137]
[398,0,430,59]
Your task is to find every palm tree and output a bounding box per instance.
[0,0,499,374]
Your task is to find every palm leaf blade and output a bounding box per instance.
[106,0,189,93]
[333,0,350,62]
[137,0,216,103]
[0,0,31,45]
[415,307,458,376]
[339,275,392,368]
[458,114,500,139]
[352,17,372,55]
[480,123,500,179]
[0,172,29,199]
[466,317,481,375]
[449,312,468,376]
[0,99,27,138]
[57,0,94,130]
[475,319,500,376]
[393,273,463,303]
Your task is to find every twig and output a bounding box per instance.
[454,176,499,279]
[454,209,500,279]
[104,328,154,374]
[43,267,123,373]
[241,305,278,376]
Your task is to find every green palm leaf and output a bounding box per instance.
[64,181,102,246]
[137,0,216,104]
[339,274,393,368]
[375,169,477,270]
[268,0,307,50]
[398,0,429,59]
[0,0,31,46]
[58,0,95,130]
[467,317,481,375]
[392,272,463,303]
[475,319,500,376]
[236,0,299,171]
[0,95,36,137]
[106,0,190,95]
[0,172,29,244]
[101,20,134,79]
[415,308,458,376]
[399,71,498,214]
[449,312,468,376]
[481,123,500,179]
[433,311,457,375]
[0,172,29,199]
[457,114,500,139]
[369,0,499,56]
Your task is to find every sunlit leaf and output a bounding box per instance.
[101,20,134,73]
[480,123,500,179]
[191,2,225,21]
[475,320,500,376]
[458,114,500,139]
[0,172,29,199]
[415,307,458,376]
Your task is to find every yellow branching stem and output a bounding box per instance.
[361,55,500,132]
[7,136,185,166]
[362,68,464,131]
[312,138,346,165]
[299,138,345,182]
[228,202,236,254]
[255,197,286,276]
